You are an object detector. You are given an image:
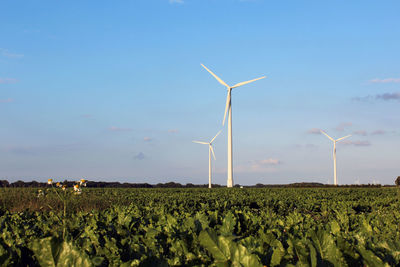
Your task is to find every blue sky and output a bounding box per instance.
[1,0,400,185]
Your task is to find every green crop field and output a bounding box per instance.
[0,187,399,266]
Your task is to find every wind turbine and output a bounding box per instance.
[201,64,266,188]
[320,130,351,186]
[193,130,221,188]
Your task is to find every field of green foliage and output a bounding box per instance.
[0,187,399,266]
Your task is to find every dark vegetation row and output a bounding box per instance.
[1,179,398,188]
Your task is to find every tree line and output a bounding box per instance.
[0,180,394,188]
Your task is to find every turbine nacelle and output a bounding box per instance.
[200,64,266,126]
[320,129,351,186]
[193,130,221,160]
[193,130,222,189]
[320,130,352,143]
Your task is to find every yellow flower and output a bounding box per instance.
[73,184,79,191]
[80,179,87,186]
[62,185,67,190]
[56,182,61,187]
[47,179,53,185]
[37,189,44,197]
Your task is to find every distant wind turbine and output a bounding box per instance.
[193,130,221,188]
[201,64,266,188]
[320,130,351,186]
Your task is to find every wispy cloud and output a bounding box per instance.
[369,78,400,83]
[168,129,179,134]
[340,140,371,146]
[376,92,400,101]
[236,158,282,173]
[81,114,92,118]
[307,128,321,135]
[353,92,400,102]
[143,137,152,142]
[371,130,386,135]
[335,122,352,132]
[353,130,367,136]
[134,152,145,160]
[0,48,24,59]
[169,0,184,3]
[352,95,373,102]
[293,144,318,149]
[0,143,83,155]
[0,98,14,103]
[305,144,318,149]
[0,78,18,84]
[2,146,35,154]
[109,126,132,132]
[256,159,282,165]
[23,29,41,34]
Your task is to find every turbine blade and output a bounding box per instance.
[320,130,334,141]
[210,130,222,143]
[210,145,216,160]
[222,90,231,126]
[336,135,352,142]
[201,64,230,89]
[193,141,208,145]
[231,76,266,89]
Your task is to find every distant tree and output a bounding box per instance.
[11,180,26,187]
[0,180,9,187]
[395,176,400,186]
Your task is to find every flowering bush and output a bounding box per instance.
[37,178,88,238]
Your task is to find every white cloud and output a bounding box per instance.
[109,126,132,132]
[0,78,18,84]
[370,78,400,83]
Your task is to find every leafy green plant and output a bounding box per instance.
[0,187,399,266]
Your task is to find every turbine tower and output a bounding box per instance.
[193,130,221,188]
[320,130,351,186]
[201,64,265,187]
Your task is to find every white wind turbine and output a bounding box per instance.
[193,130,221,188]
[201,64,266,188]
[320,130,351,186]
